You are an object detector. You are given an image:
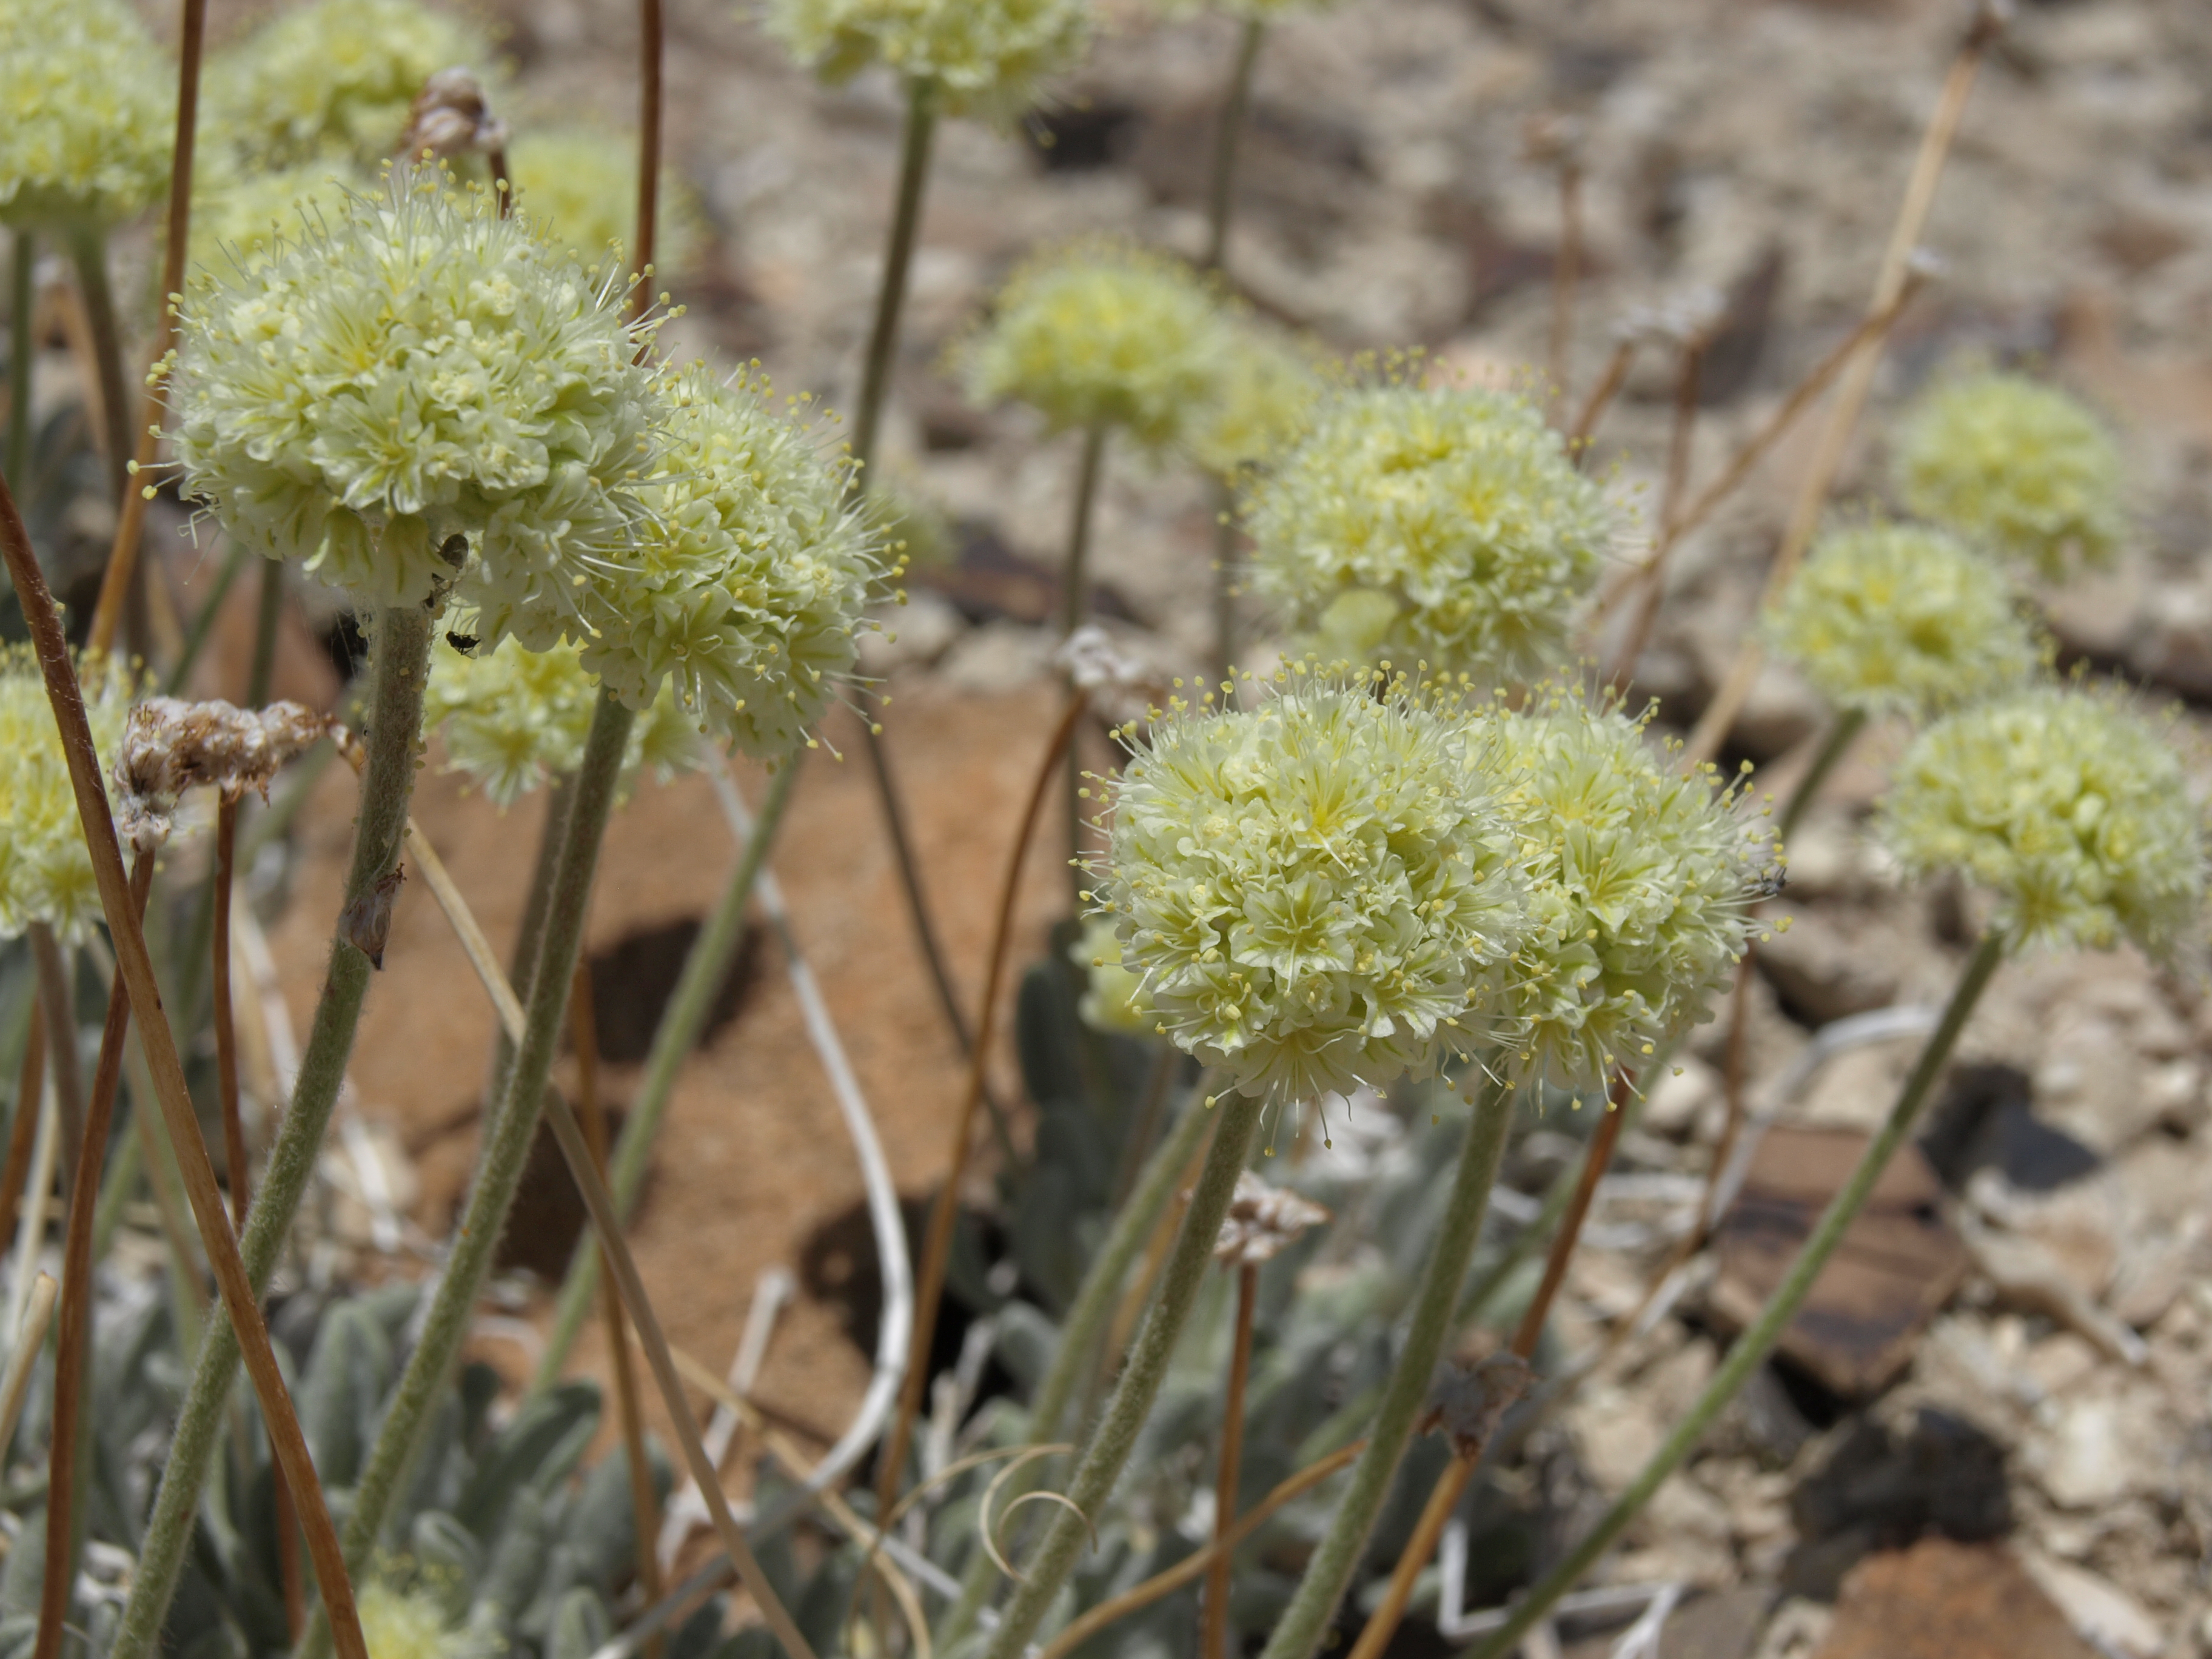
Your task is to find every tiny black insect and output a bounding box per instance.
[1746,865,1788,900]
[446,631,480,656]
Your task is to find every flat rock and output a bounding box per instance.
[1754,910,1903,1027]
[1813,1538,2096,1659]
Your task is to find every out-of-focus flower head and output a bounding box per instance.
[0,0,173,231]
[1072,915,1151,1034]
[961,238,1234,451]
[507,127,701,275]
[1184,322,1326,480]
[1498,688,1774,1087]
[209,0,496,169]
[1893,369,2125,581]
[170,166,665,624]
[423,634,700,807]
[0,646,135,943]
[181,158,366,279]
[765,0,1092,125]
[1767,522,2040,723]
[1093,666,1530,1107]
[1880,684,2204,957]
[357,1581,500,1659]
[1244,375,1612,683]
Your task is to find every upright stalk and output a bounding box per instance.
[35,853,152,1659]
[1059,423,1108,900]
[533,760,796,1391]
[632,0,663,322]
[6,230,31,494]
[107,602,436,1659]
[246,559,283,708]
[1777,707,1867,845]
[492,773,575,1102]
[0,1017,43,1243]
[326,693,635,1595]
[1202,1262,1259,1659]
[26,927,83,1175]
[1202,20,1265,274]
[164,543,247,697]
[1210,478,1239,683]
[1470,930,2006,1658]
[1546,159,1584,426]
[212,800,246,1226]
[1256,1076,1515,1659]
[983,1092,1265,1659]
[65,230,132,507]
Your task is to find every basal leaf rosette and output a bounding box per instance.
[766,0,1092,124]
[1092,672,1529,1106]
[1244,381,1611,683]
[0,0,173,231]
[1766,523,2040,724]
[1893,370,2125,581]
[962,239,1234,451]
[170,168,665,621]
[0,646,135,943]
[424,634,700,808]
[1880,685,2204,957]
[567,363,885,758]
[1498,691,1773,1088]
[207,0,497,169]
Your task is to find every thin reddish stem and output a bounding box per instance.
[1203,1263,1259,1659]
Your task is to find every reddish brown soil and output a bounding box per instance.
[264,677,1074,1458]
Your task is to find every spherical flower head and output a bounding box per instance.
[209,0,496,170]
[424,634,700,808]
[0,646,134,944]
[358,1581,498,1659]
[508,128,700,275]
[1093,671,1529,1107]
[962,239,1233,451]
[1244,380,1612,684]
[765,0,1091,125]
[1893,370,2125,581]
[561,362,885,758]
[1879,685,2204,957]
[1498,691,1772,1087]
[170,167,665,623]
[1184,323,1325,480]
[0,0,173,231]
[1766,523,2040,723]
[1072,916,1150,1035]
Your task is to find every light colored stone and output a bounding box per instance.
[1645,1054,1723,1139]
[1797,1036,1917,1133]
[2034,1397,2131,1510]
[2021,1552,2167,1659]
[856,590,965,675]
[2022,1332,2102,1399]
[934,619,1055,693]
[1571,1384,1664,1492]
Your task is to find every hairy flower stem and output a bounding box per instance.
[1,1017,44,1245]
[6,232,31,494]
[1203,1261,1259,1659]
[983,1093,1264,1659]
[36,853,152,1659]
[878,691,1087,1523]
[1349,1070,1634,1659]
[1470,930,2005,1659]
[532,759,797,1392]
[27,927,83,1173]
[65,230,132,509]
[491,772,575,1101]
[939,1079,1217,1644]
[1203,20,1264,273]
[1059,423,1108,900]
[1777,706,1867,846]
[246,558,283,707]
[107,603,435,1659]
[1256,1076,1515,1659]
[211,802,246,1225]
[310,694,633,1640]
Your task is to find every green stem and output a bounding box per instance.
[1209,478,1239,684]
[7,230,32,495]
[162,543,246,697]
[1061,423,1108,905]
[314,692,634,1636]
[983,1092,1264,1659]
[531,757,797,1393]
[109,602,435,1659]
[850,78,937,480]
[491,771,575,1102]
[939,1079,1216,1645]
[246,557,283,707]
[65,229,132,512]
[1777,705,1866,846]
[1469,928,2005,1659]
[1258,1075,1515,1659]
[1456,1145,1579,1332]
[1203,19,1265,274]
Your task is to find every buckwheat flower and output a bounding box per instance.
[183,158,364,278]
[423,634,700,807]
[962,240,1234,451]
[563,362,884,757]
[1496,692,1773,1087]
[1880,686,2204,957]
[0,0,172,230]
[0,646,134,943]
[1093,674,1529,1106]
[766,0,1091,124]
[1072,916,1150,1034]
[170,168,664,623]
[209,0,495,169]
[1244,382,1611,683]
[357,1582,498,1659]
[509,129,701,273]
[1894,371,2125,581]
[1767,523,2040,723]
[1184,323,1325,480]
